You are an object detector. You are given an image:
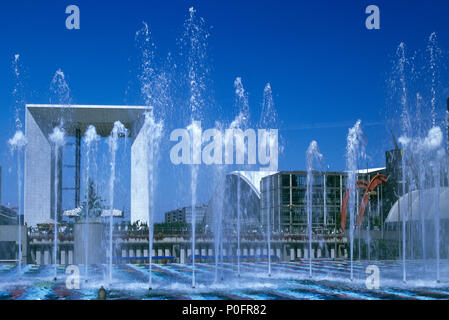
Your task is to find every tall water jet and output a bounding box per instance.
[182,7,210,288]
[135,21,166,289]
[49,126,66,280]
[426,32,442,127]
[8,131,28,277]
[142,111,163,289]
[394,41,411,282]
[398,136,409,282]
[265,177,272,276]
[82,125,100,281]
[416,93,427,263]
[231,77,250,278]
[345,120,366,281]
[306,141,322,278]
[434,152,442,283]
[187,120,201,288]
[107,121,128,285]
[259,83,278,276]
[212,163,226,283]
[49,69,72,127]
[237,176,241,277]
[9,54,27,277]
[12,54,24,130]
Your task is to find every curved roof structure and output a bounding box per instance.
[229,170,278,197]
[385,187,449,223]
[204,171,277,234]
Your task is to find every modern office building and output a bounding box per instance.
[260,169,387,235]
[0,206,27,263]
[0,206,18,225]
[165,204,208,224]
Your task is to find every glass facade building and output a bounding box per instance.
[261,170,387,236]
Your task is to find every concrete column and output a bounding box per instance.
[256,248,261,256]
[122,249,127,258]
[30,249,36,264]
[68,250,73,264]
[129,248,134,258]
[44,249,50,265]
[276,248,281,260]
[331,248,335,259]
[24,107,52,227]
[143,249,148,257]
[180,248,186,264]
[131,122,149,224]
[152,249,156,257]
[243,248,248,256]
[297,248,302,259]
[290,248,295,261]
[249,248,255,256]
[136,248,142,258]
[60,250,66,265]
[208,248,213,257]
[304,248,309,259]
[36,250,42,265]
[263,248,267,255]
[165,248,171,257]
[158,249,163,257]
[310,248,315,259]
[317,248,322,258]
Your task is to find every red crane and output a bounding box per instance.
[340,173,387,232]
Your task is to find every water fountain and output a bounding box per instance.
[107,121,128,285]
[345,120,366,281]
[232,77,250,278]
[3,10,449,301]
[82,125,100,281]
[212,164,226,283]
[259,83,278,276]
[306,141,323,278]
[390,33,447,284]
[49,126,66,280]
[141,111,163,290]
[8,54,27,278]
[135,21,166,290]
[8,131,27,277]
[183,7,210,288]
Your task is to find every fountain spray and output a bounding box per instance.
[107,121,128,285]
[188,121,201,288]
[83,125,100,281]
[182,6,210,288]
[49,126,66,280]
[345,120,366,281]
[399,138,409,283]
[9,54,27,277]
[259,83,278,277]
[142,111,163,290]
[306,140,323,278]
[8,131,28,277]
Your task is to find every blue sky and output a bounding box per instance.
[1,0,449,220]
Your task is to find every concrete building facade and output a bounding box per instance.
[24,104,149,226]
